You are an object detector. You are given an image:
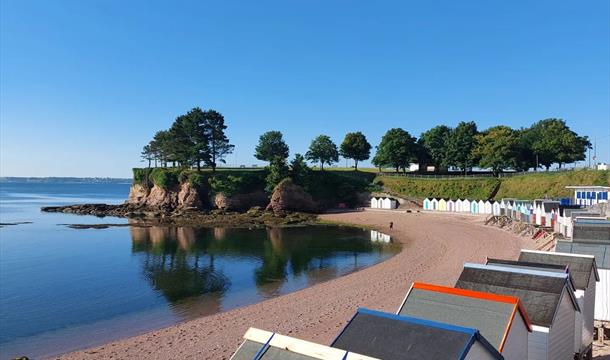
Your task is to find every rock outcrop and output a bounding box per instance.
[266,179,317,213]
[126,182,206,210]
[214,191,268,211]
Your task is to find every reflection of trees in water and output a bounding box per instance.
[130,227,230,307]
[130,225,394,304]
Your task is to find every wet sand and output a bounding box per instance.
[60,211,535,359]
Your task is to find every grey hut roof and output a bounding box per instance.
[572,222,610,244]
[556,240,610,270]
[397,283,531,351]
[231,327,378,360]
[331,308,503,360]
[519,250,599,290]
[455,263,579,328]
[486,258,568,273]
[485,259,578,293]
[542,201,560,213]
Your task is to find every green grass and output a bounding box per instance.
[376,176,500,200]
[375,169,610,200]
[494,169,610,199]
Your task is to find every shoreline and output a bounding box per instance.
[58,210,535,360]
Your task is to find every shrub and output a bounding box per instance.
[149,168,180,189]
[132,168,153,187]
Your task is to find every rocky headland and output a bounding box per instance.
[41,171,365,227]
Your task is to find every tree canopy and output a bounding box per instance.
[339,132,371,170]
[372,128,417,172]
[529,119,591,170]
[419,125,451,172]
[444,121,478,172]
[474,126,518,175]
[255,131,289,163]
[141,107,232,171]
[306,135,339,170]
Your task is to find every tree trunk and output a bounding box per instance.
[148,159,151,168]
[320,161,324,170]
[197,160,201,171]
[395,166,399,173]
[354,160,358,171]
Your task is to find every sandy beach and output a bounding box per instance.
[58,210,540,359]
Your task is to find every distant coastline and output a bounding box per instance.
[0,177,132,184]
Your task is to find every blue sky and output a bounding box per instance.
[1,0,609,177]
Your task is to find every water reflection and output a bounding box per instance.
[130,226,399,309]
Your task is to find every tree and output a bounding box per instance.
[204,110,234,171]
[255,131,289,163]
[153,130,174,167]
[185,107,211,171]
[141,144,154,167]
[474,126,518,175]
[444,121,478,172]
[529,119,591,170]
[419,125,451,172]
[512,128,537,171]
[290,153,309,185]
[339,132,371,171]
[265,156,290,193]
[372,128,417,172]
[306,135,339,170]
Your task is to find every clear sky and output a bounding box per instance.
[1,0,609,178]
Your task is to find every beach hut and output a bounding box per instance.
[556,222,610,328]
[477,200,485,214]
[455,199,463,212]
[484,201,493,215]
[456,263,580,360]
[397,282,531,360]
[566,186,610,206]
[492,201,501,216]
[370,197,379,209]
[470,200,478,214]
[447,199,455,212]
[231,327,378,360]
[423,198,431,210]
[519,250,600,358]
[331,308,503,360]
[382,197,398,209]
[462,199,471,213]
[431,198,439,211]
[439,198,447,211]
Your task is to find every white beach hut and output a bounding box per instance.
[520,250,600,358]
[431,198,439,211]
[484,201,492,214]
[457,263,581,360]
[370,197,379,208]
[477,200,486,214]
[462,199,471,213]
[455,199,463,212]
[492,201,501,216]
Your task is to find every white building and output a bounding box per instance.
[566,186,610,206]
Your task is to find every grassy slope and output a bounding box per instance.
[376,176,500,200]
[494,169,610,199]
[376,169,610,200]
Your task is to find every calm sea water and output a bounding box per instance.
[0,181,399,359]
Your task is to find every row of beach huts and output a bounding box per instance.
[231,248,605,360]
[229,186,609,360]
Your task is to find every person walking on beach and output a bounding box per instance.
[389,221,393,230]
